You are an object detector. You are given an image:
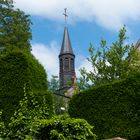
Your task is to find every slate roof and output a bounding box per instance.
[60,26,74,55]
[135,39,140,51]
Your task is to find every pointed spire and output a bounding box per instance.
[60,26,74,55]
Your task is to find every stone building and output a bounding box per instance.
[57,8,78,97]
[59,26,76,89]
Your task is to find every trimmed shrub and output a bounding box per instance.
[68,73,140,140]
[32,115,96,140]
[0,50,51,124]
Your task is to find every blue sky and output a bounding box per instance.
[14,0,140,79]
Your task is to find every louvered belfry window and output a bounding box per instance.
[65,58,69,71]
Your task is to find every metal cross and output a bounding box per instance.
[63,8,68,25]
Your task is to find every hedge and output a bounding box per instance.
[32,115,96,140]
[0,50,52,124]
[68,73,140,140]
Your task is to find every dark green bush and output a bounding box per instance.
[0,50,50,124]
[69,73,140,140]
[32,115,96,140]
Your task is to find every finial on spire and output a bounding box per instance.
[63,8,68,26]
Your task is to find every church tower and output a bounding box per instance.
[59,9,75,88]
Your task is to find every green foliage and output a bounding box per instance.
[1,89,95,139]
[53,94,70,115]
[5,89,53,139]
[49,76,71,115]
[0,50,49,124]
[69,72,140,140]
[0,111,6,137]
[32,115,96,140]
[0,0,32,52]
[79,26,140,89]
[49,75,59,92]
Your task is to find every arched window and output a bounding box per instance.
[70,58,74,70]
[64,58,69,71]
[60,59,63,71]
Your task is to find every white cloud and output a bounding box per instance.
[31,41,59,80]
[75,56,92,78]
[14,0,140,30]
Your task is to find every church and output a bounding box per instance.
[57,9,77,97]
[57,9,140,98]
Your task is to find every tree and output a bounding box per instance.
[0,0,32,52]
[49,75,59,92]
[79,26,140,88]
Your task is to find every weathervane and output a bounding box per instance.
[63,8,68,26]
